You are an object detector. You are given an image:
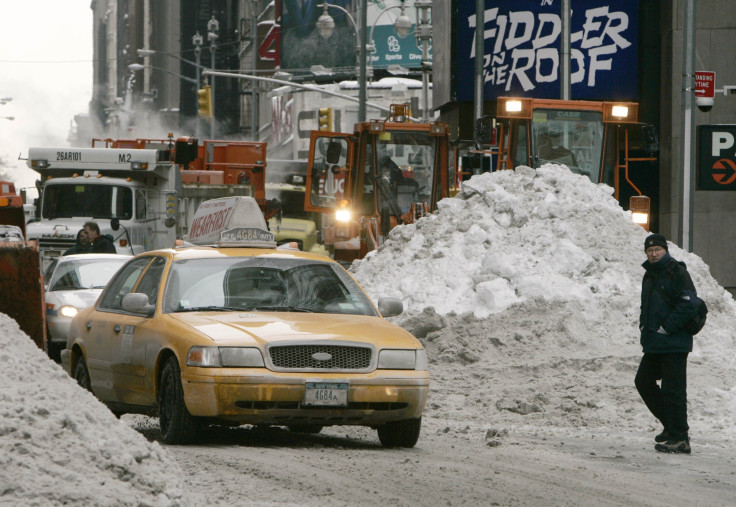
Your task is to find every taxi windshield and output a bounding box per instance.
[163,257,378,316]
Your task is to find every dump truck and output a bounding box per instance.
[24,136,266,269]
[305,104,451,263]
[0,180,46,351]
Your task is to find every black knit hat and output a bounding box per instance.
[644,233,668,251]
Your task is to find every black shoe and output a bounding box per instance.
[655,440,691,454]
[655,430,671,443]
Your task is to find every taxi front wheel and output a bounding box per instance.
[158,357,199,444]
[377,417,421,448]
[74,357,91,392]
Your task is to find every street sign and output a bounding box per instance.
[697,125,736,190]
[695,71,716,98]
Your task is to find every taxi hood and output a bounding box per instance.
[168,312,418,348]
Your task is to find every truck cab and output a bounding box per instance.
[25,147,179,269]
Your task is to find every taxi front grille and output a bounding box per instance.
[268,344,372,371]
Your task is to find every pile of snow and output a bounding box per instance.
[351,164,736,443]
[0,315,185,506]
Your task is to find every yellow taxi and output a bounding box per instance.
[61,197,429,447]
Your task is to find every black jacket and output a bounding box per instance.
[63,241,90,255]
[639,253,698,353]
[90,233,117,254]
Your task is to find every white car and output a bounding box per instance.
[44,253,131,360]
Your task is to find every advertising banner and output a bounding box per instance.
[456,0,639,101]
[279,0,358,73]
[697,125,736,191]
[278,0,428,75]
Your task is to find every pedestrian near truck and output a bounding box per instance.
[635,233,699,454]
[83,221,117,254]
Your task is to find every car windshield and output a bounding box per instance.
[49,257,130,291]
[163,257,378,316]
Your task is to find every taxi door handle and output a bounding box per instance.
[114,325,121,333]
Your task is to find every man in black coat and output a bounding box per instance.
[635,233,699,454]
[83,221,117,254]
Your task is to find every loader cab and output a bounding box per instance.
[496,97,657,206]
[305,106,450,261]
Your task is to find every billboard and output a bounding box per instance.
[280,0,358,73]
[456,0,639,101]
[697,125,736,191]
[278,0,428,75]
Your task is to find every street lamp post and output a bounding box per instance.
[208,15,219,138]
[192,32,204,138]
[316,2,366,122]
[415,0,432,121]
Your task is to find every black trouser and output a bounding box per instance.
[635,352,689,441]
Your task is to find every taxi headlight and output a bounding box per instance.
[187,346,221,367]
[378,349,424,370]
[186,346,265,367]
[219,347,265,367]
[59,305,79,319]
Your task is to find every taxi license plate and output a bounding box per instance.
[303,382,348,407]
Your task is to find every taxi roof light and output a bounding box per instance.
[187,196,277,248]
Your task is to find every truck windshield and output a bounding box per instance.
[530,109,604,183]
[362,131,436,216]
[42,183,133,220]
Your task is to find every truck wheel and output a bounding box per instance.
[377,417,421,448]
[74,357,92,392]
[288,424,323,434]
[158,356,198,444]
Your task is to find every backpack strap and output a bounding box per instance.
[652,279,676,307]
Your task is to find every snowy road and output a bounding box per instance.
[126,414,736,506]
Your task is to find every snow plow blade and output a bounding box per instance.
[0,242,46,350]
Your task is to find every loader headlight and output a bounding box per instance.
[59,305,79,319]
[505,100,523,113]
[335,199,352,222]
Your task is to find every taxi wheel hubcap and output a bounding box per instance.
[158,357,198,444]
[74,358,91,391]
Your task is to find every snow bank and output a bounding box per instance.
[0,314,186,506]
[351,164,736,442]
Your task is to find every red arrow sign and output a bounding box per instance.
[695,71,716,98]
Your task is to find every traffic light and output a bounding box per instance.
[198,85,212,118]
[318,107,333,131]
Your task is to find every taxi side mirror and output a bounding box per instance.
[122,293,155,316]
[377,297,403,317]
